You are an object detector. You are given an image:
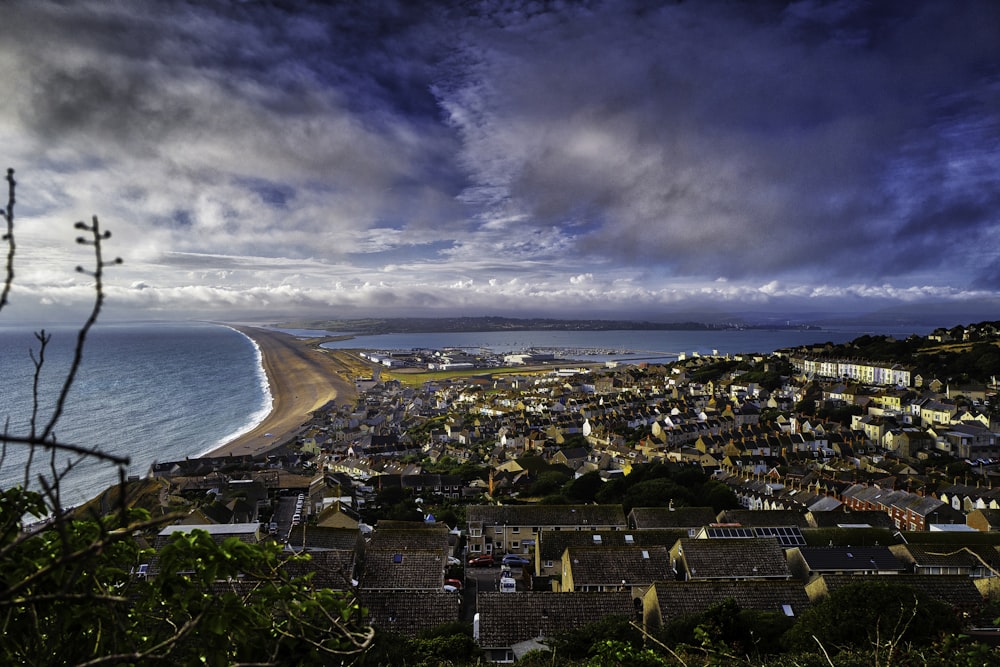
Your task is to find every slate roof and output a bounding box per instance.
[467,504,627,528]
[628,506,719,530]
[358,590,461,637]
[358,549,446,590]
[565,545,672,586]
[648,580,812,622]
[791,546,906,572]
[675,538,791,580]
[476,592,635,649]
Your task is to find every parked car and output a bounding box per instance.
[467,554,495,567]
[502,554,531,567]
[443,584,460,593]
[447,556,462,566]
[444,578,463,590]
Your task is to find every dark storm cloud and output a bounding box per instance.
[439,0,1000,281]
[1,0,998,321]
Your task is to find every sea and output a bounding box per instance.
[0,321,931,507]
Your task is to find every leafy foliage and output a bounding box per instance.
[0,172,373,665]
[782,579,961,656]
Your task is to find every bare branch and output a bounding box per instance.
[41,216,121,443]
[0,168,15,311]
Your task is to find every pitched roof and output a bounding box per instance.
[791,546,906,572]
[675,538,791,579]
[648,580,811,621]
[537,529,686,562]
[890,544,1000,574]
[281,549,357,590]
[358,590,461,637]
[467,504,626,528]
[808,509,896,529]
[358,549,446,590]
[367,525,451,552]
[565,546,672,586]
[716,509,812,528]
[476,592,634,648]
[286,525,361,551]
[628,506,719,529]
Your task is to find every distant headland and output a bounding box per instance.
[273,316,821,335]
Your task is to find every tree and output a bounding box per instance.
[0,171,373,664]
[782,579,961,657]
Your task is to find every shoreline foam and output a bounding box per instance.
[198,326,357,459]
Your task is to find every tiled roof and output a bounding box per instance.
[676,538,791,579]
[476,592,634,648]
[792,546,905,572]
[566,546,672,586]
[358,590,461,637]
[538,529,686,562]
[367,525,451,552]
[359,549,446,590]
[808,509,895,529]
[628,506,719,529]
[649,580,811,621]
[281,550,357,590]
[890,544,1000,573]
[286,525,361,551]
[467,504,626,528]
[716,509,812,528]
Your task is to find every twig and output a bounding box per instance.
[0,168,15,311]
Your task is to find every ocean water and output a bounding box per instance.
[0,322,270,507]
[318,326,931,363]
[0,321,931,508]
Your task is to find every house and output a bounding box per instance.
[889,543,1000,578]
[358,590,461,637]
[785,546,906,583]
[358,523,453,591]
[533,529,686,580]
[669,538,792,581]
[284,525,362,589]
[475,591,635,663]
[967,508,1000,532]
[627,506,719,533]
[642,580,811,629]
[466,505,627,557]
[558,545,672,595]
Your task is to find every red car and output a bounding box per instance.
[444,578,463,590]
[467,554,495,567]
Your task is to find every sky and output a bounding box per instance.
[0,0,998,326]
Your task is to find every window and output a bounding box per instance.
[511,527,520,533]
[511,541,519,550]
[545,560,553,568]
[470,544,481,552]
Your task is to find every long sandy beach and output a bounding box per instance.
[201,327,359,458]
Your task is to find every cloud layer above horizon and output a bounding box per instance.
[1,0,998,325]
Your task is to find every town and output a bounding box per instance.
[135,321,1000,663]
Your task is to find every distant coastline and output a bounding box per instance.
[275,315,822,336]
